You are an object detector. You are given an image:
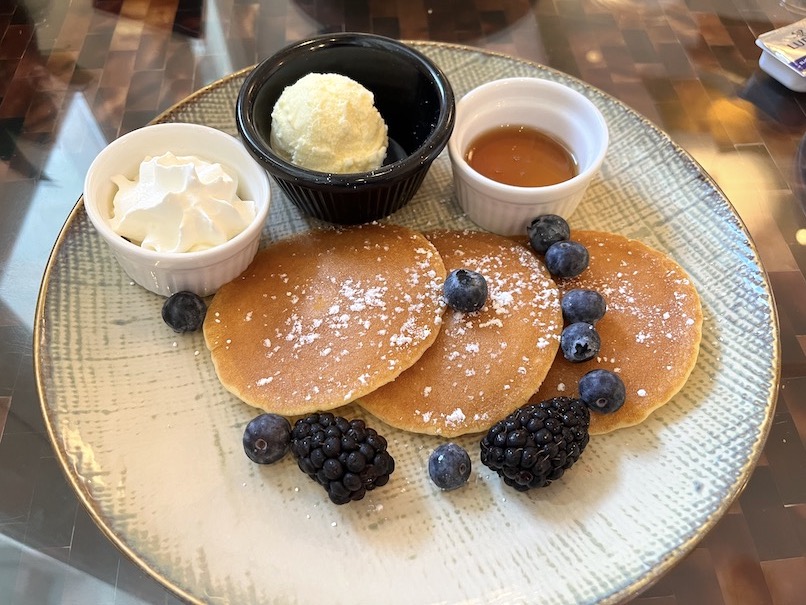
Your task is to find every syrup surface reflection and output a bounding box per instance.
[465,125,578,187]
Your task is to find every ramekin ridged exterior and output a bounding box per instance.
[448,77,609,236]
[83,123,271,297]
[236,32,455,225]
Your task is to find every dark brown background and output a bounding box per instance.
[1,0,805,603]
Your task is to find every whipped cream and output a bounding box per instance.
[109,152,257,253]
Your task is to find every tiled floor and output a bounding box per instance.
[1,0,806,603]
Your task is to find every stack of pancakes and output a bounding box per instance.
[204,223,702,436]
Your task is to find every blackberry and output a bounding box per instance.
[480,397,590,491]
[290,412,395,504]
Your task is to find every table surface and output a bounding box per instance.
[1,0,805,604]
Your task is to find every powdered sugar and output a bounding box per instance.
[445,408,466,427]
[208,224,447,408]
[538,232,703,419]
[367,231,562,435]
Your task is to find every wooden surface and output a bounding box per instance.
[1,0,805,603]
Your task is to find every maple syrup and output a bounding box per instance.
[465,125,578,187]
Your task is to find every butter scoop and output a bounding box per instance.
[269,73,389,173]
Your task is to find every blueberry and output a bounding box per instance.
[162,291,207,333]
[561,289,606,325]
[544,240,589,278]
[527,214,571,254]
[578,369,626,414]
[443,269,488,313]
[428,442,471,490]
[243,413,292,464]
[560,322,601,362]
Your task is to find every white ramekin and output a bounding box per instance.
[447,77,609,236]
[84,123,271,297]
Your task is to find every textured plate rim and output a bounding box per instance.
[32,41,781,605]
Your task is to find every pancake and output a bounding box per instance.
[530,230,703,434]
[359,230,562,437]
[203,223,447,415]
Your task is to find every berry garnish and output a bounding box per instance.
[480,397,590,491]
[428,443,472,491]
[579,369,626,414]
[560,322,601,362]
[290,413,395,505]
[443,268,488,313]
[544,240,589,278]
[243,413,292,464]
[161,291,207,333]
[561,289,606,325]
[527,214,571,254]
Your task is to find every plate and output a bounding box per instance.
[35,43,779,605]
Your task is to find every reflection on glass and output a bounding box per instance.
[780,0,806,15]
[0,94,106,327]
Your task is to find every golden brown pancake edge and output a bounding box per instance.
[359,229,563,437]
[530,230,704,434]
[203,222,448,416]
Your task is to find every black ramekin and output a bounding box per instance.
[236,33,455,225]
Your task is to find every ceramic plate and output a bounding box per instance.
[35,43,779,605]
